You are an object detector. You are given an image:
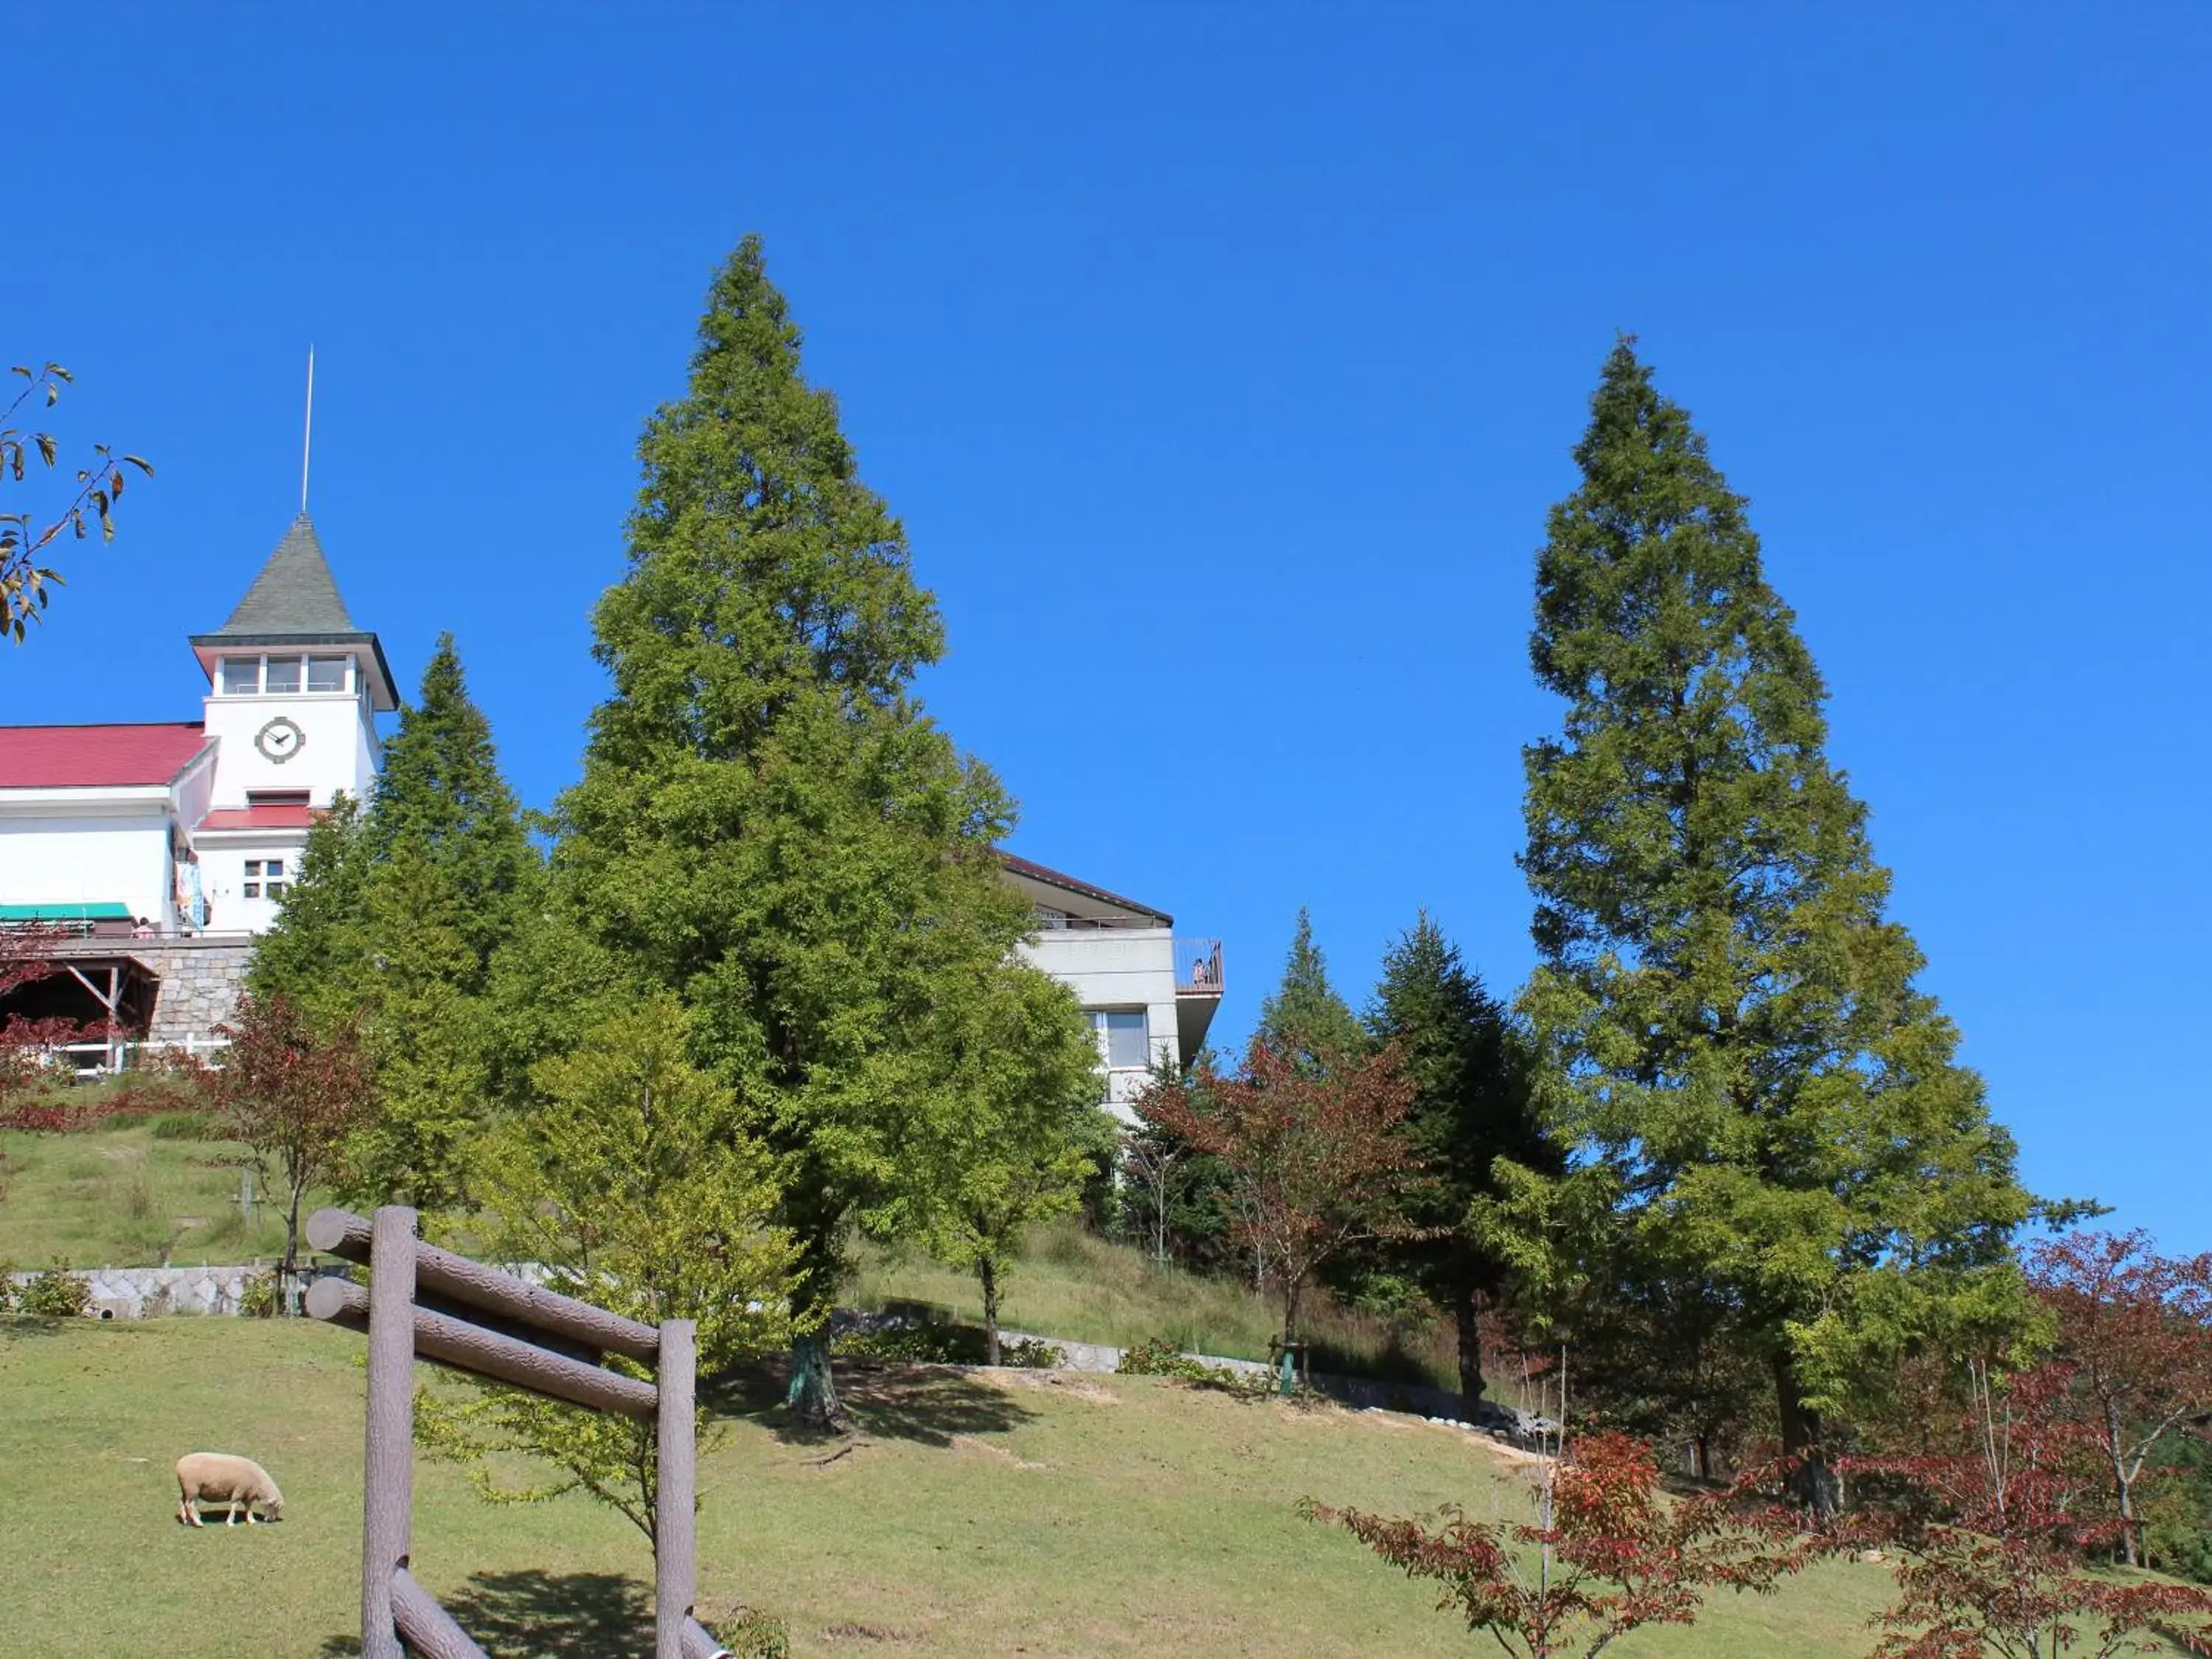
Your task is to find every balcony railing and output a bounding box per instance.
[1176,937,1224,996]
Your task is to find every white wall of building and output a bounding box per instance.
[190,835,309,934]
[1018,926,1182,1118]
[0,796,174,923]
[200,675,377,808]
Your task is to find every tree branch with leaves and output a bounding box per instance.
[1,362,151,641]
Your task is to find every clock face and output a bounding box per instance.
[255,716,306,763]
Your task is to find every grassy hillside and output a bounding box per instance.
[0,1316,1916,1659]
[0,1119,316,1269]
[851,1220,1467,1391]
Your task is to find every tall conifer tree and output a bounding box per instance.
[361,632,532,974]
[1367,911,1547,1405]
[547,235,1057,1427]
[251,635,532,1211]
[1257,908,1366,1068]
[1513,341,2040,1491]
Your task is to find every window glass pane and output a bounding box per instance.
[265,860,284,879]
[267,882,288,900]
[219,658,260,695]
[307,655,348,692]
[245,861,261,877]
[243,883,260,899]
[1103,1010,1148,1068]
[264,657,303,693]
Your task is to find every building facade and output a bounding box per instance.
[1,518,1220,1096]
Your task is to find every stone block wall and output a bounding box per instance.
[138,936,255,1045]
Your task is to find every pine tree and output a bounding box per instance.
[1257,908,1366,1068]
[249,636,532,1210]
[546,234,1062,1427]
[359,632,532,974]
[1513,340,2042,1496]
[1367,911,1548,1405]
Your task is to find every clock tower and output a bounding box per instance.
[185,514,394,931]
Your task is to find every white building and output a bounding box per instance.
[1003,854,1223,1116]
[1,515,1222,1083]
[0,515,392,1038]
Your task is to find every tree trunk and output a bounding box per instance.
[282,1187,302,1313]
[980,1258,1001,1368]
[2108,1403,2139,1567]
[1282,1275,1302,1349]
[1453,1278,1486,1408]
[786,1331,848,1433]
[1775,1352,1840,1520]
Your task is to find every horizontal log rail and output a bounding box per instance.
[307,1206,660,1361]
[305,1277,659,1420]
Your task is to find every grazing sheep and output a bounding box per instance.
[174,1452,285,1528]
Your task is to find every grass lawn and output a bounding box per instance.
[0,1121,318,1270]
[0,1315,1912,1658]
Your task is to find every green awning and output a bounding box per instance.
[0,902,134,921]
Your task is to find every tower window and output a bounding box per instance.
[264,657,303,694]
[219,658,260,695]
[307,655,349,692]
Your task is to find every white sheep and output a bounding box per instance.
[174,1452,285,1527]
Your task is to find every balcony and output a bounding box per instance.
[1175,936,1224,998]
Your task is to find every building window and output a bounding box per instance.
[1038,906,1071,930]
[243,858,288,901]
[1093,1009,1149,1069]
[247,790,310,808]
[307,655,349,692]
[219,657,260,695]
[264,657,304,694]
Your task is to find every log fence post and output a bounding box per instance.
[657,1318,698,1659]
[362,1205,417,1659]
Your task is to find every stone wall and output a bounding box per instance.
[7,1262,350,1319]
[139,936,256,1044]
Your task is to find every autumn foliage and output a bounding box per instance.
[0,923,99,1129]
[1305,1431,1809,1658]
[203,992,375,1277]
[1836,1361,2212,1658]
[1133,1035,1422,1345]
[2026,1229,2212,1570]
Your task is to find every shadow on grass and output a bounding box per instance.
[708,1357,1039,1449]
[0,1315,75,1344]
[317,1571,651,1659]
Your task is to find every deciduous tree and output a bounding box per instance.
[1135,1035,1422,1346]
[1839,1361,2212,1658]
[205,991,374,1280]
[2027,1229,2212,1568]
[417,998,796,1557]
[889,964,1107,1363]
[1509,338,2048,1500]
[1305,1432,1810,1657]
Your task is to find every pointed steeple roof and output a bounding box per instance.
[189,513,398,709]
[209,514,356,635]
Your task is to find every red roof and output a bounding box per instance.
[998,852,1172,924]
[0,723,210,789]
[197,804,321,831]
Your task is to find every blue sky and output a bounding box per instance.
[8,6,2207,1251]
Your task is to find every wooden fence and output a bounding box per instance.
[304,1205,731,1659]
